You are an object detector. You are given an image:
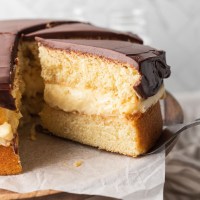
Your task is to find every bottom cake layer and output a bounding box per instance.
[40,102,163,157]
[0,139,22,175]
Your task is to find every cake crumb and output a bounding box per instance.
[30,134,36,141]
[73,160,83,167]
[30,124,37,141]
[63,162,68,167]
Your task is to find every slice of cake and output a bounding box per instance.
[0,19,143,175]
[37,38,170,157]
[0,19,171,175]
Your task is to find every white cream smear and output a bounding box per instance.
[0,122,14,146]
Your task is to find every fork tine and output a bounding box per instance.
[144,120,200,156]
[144,134,178,156]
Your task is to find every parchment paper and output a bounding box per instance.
[0,126,165,200]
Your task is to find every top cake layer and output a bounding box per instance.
[0,19,143,110]
[37,38,170,99]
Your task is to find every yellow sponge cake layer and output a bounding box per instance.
[39,45,165,115]
[40,102,162,157]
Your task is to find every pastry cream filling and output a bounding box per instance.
[0,122,14,147]
[44,84,165,115]
[0,107,21,147]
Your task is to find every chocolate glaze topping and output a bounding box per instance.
[37,38,170,98]
[0,19,143,110]
[0,19,170,110]
[24,23,143,43]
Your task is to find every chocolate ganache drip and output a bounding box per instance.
[131,51,170,98]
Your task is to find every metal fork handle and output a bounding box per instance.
[164,118,200,148]
[144,118,200,156]
[167,118,200,136]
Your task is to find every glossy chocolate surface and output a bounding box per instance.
[24,23,143,43]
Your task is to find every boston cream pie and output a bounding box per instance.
[0,19,170,175]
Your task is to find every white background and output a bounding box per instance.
[0,0,199,94]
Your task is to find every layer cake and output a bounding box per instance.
[37,38,169,157]
[0,19,170,175]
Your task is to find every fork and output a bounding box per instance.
[143,118,200,156]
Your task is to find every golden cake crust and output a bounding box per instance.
[0,144,22,175]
